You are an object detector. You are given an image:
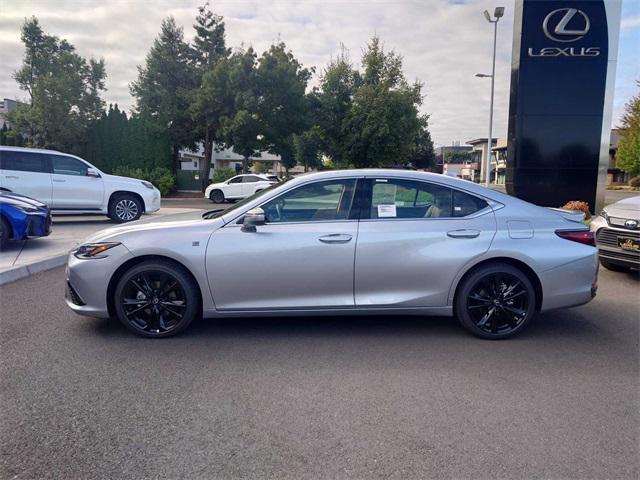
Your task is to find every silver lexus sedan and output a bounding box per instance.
[65,169,598,339]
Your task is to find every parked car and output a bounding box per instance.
[66,169,598,339]
[204,174,276,203]
[590,195,640,272]
[0,191,51,249]
[0,146,161,223]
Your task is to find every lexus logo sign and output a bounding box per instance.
[528,7,600,57]
[543,8,590,43]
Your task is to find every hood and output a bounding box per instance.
[606,196,640,216]
[81,216,224,244]
[103,173,153,189]
[0,191,48,210]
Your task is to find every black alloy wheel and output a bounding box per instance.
[209,190,225,203]
[456,263,536,339]
[114,260,199,338]
[0,216,9,250]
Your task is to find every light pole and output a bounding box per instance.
[476,6,504,187]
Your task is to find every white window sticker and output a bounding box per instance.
[377,204,397,218]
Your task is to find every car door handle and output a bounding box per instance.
[52,179,66,183]
[319,234,353,244]
[4,175,19,179]
[447,229,480,239]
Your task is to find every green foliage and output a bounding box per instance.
[410,117,436,169]
[629,176,640,188]
[616,81,640,177]
[253,161,271,174]
[130,17,197,171]
[7,17,106,153]
[112,165,176,195]
[293,127,323,171]
[212,167,236,183]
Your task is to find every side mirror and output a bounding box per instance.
[241,207,266,232]
[86,168,101,178]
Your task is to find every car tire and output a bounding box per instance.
[599,258,629,272]
[109,194,143,223]
[209,189,225,203]
[114,260,200,338]
[0,216,10,250]
[455,263,537,339]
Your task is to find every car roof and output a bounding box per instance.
[0,145,65,155]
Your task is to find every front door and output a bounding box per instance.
[354,177,497,307]
[207,178,359,310]
[50,155,104,209]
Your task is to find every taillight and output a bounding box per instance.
[555,230,595,246]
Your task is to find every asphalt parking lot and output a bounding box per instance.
[0,266,637,479]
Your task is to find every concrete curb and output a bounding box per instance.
[0,253,68,286]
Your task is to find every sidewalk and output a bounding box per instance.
[0,207,202,285]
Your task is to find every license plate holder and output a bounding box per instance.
[618,237,640,252]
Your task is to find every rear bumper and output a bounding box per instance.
[539,251,599,312]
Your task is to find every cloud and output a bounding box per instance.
[0,0,637,147]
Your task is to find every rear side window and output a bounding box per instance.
[369,179,452,219]
[452,190,489,217]
[51,155,88,176]
[1,151,49,173]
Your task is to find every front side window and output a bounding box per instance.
[1,151,49,173]
[261,179,356,223]
[51,156,88,176]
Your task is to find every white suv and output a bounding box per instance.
[205,174,276,203]
[0,146,161,223]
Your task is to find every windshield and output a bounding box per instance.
[202,178,292,219]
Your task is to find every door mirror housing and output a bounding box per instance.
[242,207,266,232]
[86,168,101,178]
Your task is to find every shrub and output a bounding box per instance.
[213,167,236,183]
[561,200,592,220]
[111,165,176,196]
[630,176,640,188]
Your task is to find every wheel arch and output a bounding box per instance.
[108,190,146,213]
[451,257,543,313]
[106,254,203,317]
[0,212,14,240]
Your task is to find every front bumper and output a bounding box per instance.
[594,225,640,269]
[65,244,135,318]
[11,210,51,240]
[143,189,161,213]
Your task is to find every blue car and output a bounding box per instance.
[0,191,52,249]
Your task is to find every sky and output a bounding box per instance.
[0,0,638,148]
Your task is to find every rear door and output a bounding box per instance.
[0,150,52,205]
[224,176,245,199]
[354,177,497,307]
[50,155,104,209]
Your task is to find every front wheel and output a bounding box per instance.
[114,260,200,338]
[109,194,143,223]
[455,263,537,339]
[0,216,10,250]
[209,189,225,203]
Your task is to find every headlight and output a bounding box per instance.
[15,205,39,213]
[73,242,121,259]
[141,181,155,189]
[600,209,608,220]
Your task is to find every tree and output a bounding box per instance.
[342,36,424,168]
[293,126,323,171]
[7,17,106,152]
[315,47,360,168]
[617,80,640,177]
[189,2,230,190]
[130,17,196,172]
[255,42,313,166]
[410,117,436,170]
[223,110,261,173]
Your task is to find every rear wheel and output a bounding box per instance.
[109,194,142,223]
[455,263,537,339]
[0,216,10,250]
[209,189,225,203]
[114,260,200,338]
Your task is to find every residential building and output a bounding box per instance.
[0,98,19,129]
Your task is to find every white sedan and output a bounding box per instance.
[205,174,276,203]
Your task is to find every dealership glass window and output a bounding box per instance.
[1,151,49,173]
[51,156,89,176]
[261,179,356,223]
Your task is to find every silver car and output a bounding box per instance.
[590,195,640,272]
[65,169,598,339]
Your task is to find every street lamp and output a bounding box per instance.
[476,6,504,187]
